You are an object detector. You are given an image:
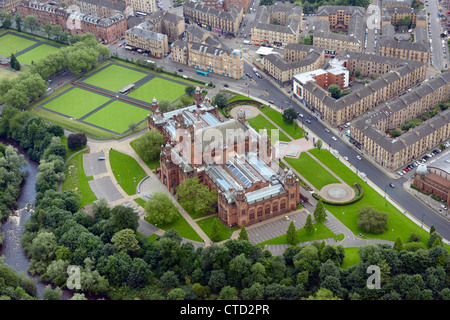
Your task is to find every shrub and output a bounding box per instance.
[67,133,87,150]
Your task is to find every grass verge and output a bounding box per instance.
[109,149,147,195]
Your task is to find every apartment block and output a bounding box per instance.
[125,20,168,57]
[125,0,157,14]
[146,10,184,41]
[183,1,243,37]
[201,0,251,13]
[18,1,127,43]
[250,4,302,46]
[0,0,23,13]
[68,0,130,18]
[316,5,365,30]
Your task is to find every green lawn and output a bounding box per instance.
[82,64,147,92]
[16,43,60,66]
[196,216,239,242]
[260,107,304,140]
[308,148,433,246]
[247,114,290,143]
[62,152,97,207]
[285,152,340,190]
[109,149,147,196]
[0,68,18,81]
[83,100,150,134]
[41,87,111,119]
[135,197,203,242]
[127,77,187,103]
[258,221,341,246]
[0,33,36,57]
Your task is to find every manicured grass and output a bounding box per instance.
[260,107,304,140]
[82,64,147,92]
[258,221,340,246]
[127,77,187,103]
[31,107,117,140]
[341,247,360,269]
[308,148,433,246]
[16,43,60,66]
[83,100,150,134]
[285,152,340,190]
[247,114,290,143]
[62,152,97,207]
[109,150,147,196]
[130,139,160,170]
[136,197,203,242]
[41,87,111,119]
[0,33,36,57]
[196,216,239,242]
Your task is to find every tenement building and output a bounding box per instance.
[250,4,302,46]
[382,0,411,9]
[263,44,325,86]
[125,20,168,58]
[183,1,243,37]
[147,90,302,227]
[0,0,23,13]
[413,158,450,207]
[201,0,251,13]
[316,5,365,30]
[350,71,450,171]
[381,7,427,29]
[18,1,128,43]
[68,0,131,18]
[311,9,365,54]
[293,52,426,126]
[125,0,157,14]
[146,10,185,42]
[171,38,244,79]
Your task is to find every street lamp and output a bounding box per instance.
[392,228,394,241]
[314,228,317,241]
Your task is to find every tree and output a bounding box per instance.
[42,285,62,300]
[316,139,323,153]
[393,237,404,252]
[357,205,388,234]
[282,108,297,124]
[210,218,221,242]
[111,229,140,254]
[428,231,443,248]
[185,85,196,96]
[144,192,178,225]
[313,199,327,222]
[23,15,39,33]
[213,94,228,109]
[111,204,139,232]
[42,22,53,39]
[218,286,238,300]
[132,129,165,162]
[327,84,342,99]
[390,129,402,138]
[67,133,87,150]
[177,177,217,217]
[304,214,314,234]
[238,225,249,241]
[286,221,298,245]
[303,36,313,45]
[15,14,22,32]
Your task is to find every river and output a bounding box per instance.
[0,139,73,300]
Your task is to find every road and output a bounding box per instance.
[427,0,446,70]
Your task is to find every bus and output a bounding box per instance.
[197,70,209,77]
[119,83,135,94]
[136,11,147,17]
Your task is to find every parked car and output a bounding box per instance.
[298,113,303,118]
[356,155,362,160]
[343,156,349,161]
[306,119,311,124]
[178,69,183,72]
[389,183,395,188]
[331,136,337,141]
[224,84,229,87]
[98,157,105,161]
[325,128,330,133]
[268,100,274,104]
[58,81,63,85]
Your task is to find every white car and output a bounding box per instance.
[397,171,403,176]
[325,128,330,133]
[356,155,362,160]
[343,156,349,161]
[331,136,337,141]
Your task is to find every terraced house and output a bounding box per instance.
[18,1,128,43]
[250,4,302,46]
[125,20,168,58]
[263,44,325,86]
[182,0,243,37]
[350,72,450,171]
[147,90,302,228]
[293,52,426,126]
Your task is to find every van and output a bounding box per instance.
[182,75,188,79]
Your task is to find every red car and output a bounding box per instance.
[58,81,63,85]
[114,41,117,44]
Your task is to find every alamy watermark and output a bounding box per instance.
[366,4,381,30]
[366,265,381,290]
[66,5,83,31]
[67,265,81,290]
